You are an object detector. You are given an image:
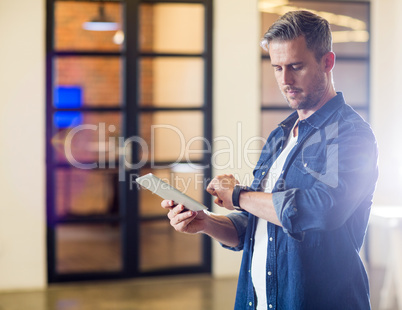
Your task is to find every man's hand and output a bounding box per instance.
[161,198,241,248]
[206,174,239,210]
[161,200,208,234]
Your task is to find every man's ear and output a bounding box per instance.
[322,51,335,72]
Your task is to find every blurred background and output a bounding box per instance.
[1,0,402,309]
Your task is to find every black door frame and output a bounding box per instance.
[46,0,213,283]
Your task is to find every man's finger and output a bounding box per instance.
[214,197,223,207]
[167,204,185,219]
[161,200,175,209]
[170,210,196,227]
[206,183,215,194]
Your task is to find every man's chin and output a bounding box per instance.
[286,99,301,110]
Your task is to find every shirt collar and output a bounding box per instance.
[278,92,345,130]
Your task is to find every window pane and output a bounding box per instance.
[54,1,123,51]
[54,57,122,107]
[51,112,121,164]
[261,110,292,138]
[138,166,206,218]
[139,57,204,107]
[140,111,205,163]
[333,61,368,107]
[55,168,119,218]
[140,221,203,272]
[56,224,122,273]
[139,3,204,54]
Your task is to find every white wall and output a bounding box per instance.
[212,0,261,277]
[371,0,402,205]
[369,0,402,267]
[0,0,46,290]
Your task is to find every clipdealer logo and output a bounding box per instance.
[61,122,266,184]
[60,121,340,188]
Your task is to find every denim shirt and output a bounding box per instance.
[224,93,378,310]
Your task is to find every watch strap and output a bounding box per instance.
[232,185,250,211]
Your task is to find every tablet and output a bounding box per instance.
[135,173,208,211]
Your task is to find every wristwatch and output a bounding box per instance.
[232,185,251,211]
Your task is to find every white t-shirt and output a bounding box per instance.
[251,120,299,310]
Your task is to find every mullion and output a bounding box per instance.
[46,0,58,284]
[139,106,204,112]
[53,51,123,57]
[56,216,121,224]
[51,107,123,112]
[139,52,204,58]
[55,0,123,2]
[52,271,124,284]
[51,162,122,168]
[141,0,205,3]
[138,160,205,167]
[124,0,140,277]
[202,0,213,273]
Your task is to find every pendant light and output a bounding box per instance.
[82,2,118,31]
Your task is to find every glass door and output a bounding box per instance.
[134,0,212,274]
[46,0,213,282]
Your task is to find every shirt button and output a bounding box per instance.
[262,171,265,175]
[249,302,253,306]
[268,271,272,276]
[269,237,273,242]
[281,170,284,175]
[269,305,273,309]
[293,208,298,212]
[304,162,308,167]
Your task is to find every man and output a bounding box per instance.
[161,10,378,309]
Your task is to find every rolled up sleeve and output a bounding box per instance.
[273,189,305,241]
[272,127,378,241]
[221,211,249,251]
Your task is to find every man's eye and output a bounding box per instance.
[274,67,282,72]
[292,66,302,71]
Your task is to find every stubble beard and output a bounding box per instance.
[281,73,327,111]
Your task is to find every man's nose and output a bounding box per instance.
[282,68,294,85]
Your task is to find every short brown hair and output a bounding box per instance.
[261,10,332,62]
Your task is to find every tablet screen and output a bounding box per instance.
[136,173,207,211]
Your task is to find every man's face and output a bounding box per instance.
[268,36,329,111]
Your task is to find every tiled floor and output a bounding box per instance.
[0,275,237,310]
[0,267,397,310]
